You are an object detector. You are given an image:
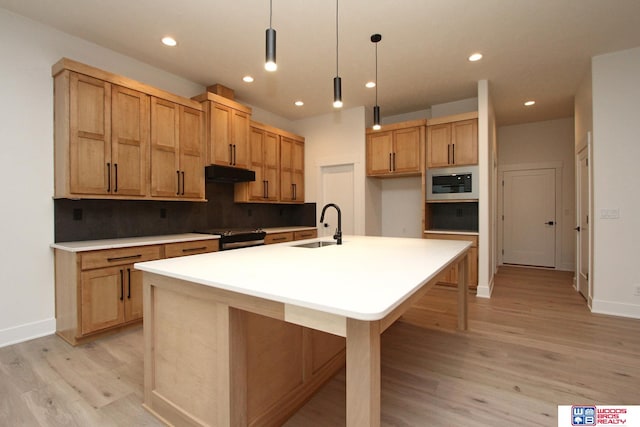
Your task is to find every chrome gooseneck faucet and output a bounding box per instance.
[319,203,342,245]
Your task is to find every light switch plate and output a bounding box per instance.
[600,209,620,219]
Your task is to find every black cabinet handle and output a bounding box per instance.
[127,268,131,299]
[452,144,455,164]
[266,180,269,198]
[114,163,118,193]
[119,270,124,301]
[447,144,451,164]
[228,144,233,165]
[233,144,237,165]
[107,163,111,192]
[181,171,185,195]
[389,153,392,172]
[182,246,207,253]
[392,152,396,171]
[176,170,180,195]
[107,254,142,262]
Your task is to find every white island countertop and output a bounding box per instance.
[135,235,470,321]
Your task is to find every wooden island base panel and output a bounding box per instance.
[137,236,470,426]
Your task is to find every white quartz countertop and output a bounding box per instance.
[135,235,471,321]
[51,233,220,252]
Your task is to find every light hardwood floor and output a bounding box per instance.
[1,266,639,426]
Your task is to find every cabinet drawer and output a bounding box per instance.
[164,240,219,258]
[294,229,317,240]
[265,232,294,244]
[424,233,478,247]
[81,245,162,270]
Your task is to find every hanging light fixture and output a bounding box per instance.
[265,0,277,72]
[333,0,342,108]
[371,33,382,130]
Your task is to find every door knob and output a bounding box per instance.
[545,221,555,226]
[574,226,581,231]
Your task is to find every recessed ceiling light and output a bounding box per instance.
[161,36,177,47]
[468,53,483,62]
[242,76,254,83]
[294,101,304,106]
[524,100,536,106]
[365,81,376,88]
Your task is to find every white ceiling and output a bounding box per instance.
[3,0,640,126]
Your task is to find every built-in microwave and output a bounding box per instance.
[426,165,479,201]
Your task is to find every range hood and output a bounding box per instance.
[205,164,255,183]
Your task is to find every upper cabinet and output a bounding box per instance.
[149,98,205,199]
[280,134,305,203]
[191,91,252,169]
[53,58,205,201]
[235,122,280,202]
[426,112,478,168]
[366,120,425,177]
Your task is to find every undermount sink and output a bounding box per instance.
[292,241,338,248]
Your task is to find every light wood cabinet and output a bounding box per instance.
[264,229,317,245]
[423,233,478,290]
[192,92,252,169]
[366,120,425,177]
[53,58,204,201]
[235,123,280,202]
[294,229,317,240]
[427,114,478,167]
[150,98,205,199]
[54,238,219,345]
[280,135,305,203]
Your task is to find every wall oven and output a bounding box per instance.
[426,165,479,201]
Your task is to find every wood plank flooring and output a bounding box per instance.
[2,266,639,426]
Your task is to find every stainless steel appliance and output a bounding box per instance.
[195,228,266,250]
[426,165,479,201]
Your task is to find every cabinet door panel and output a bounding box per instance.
[280,137,294,202]
[210,104,231,165]
[124,267,143,322]
[452,119,478,165]
[366,131,393,175]
[112,85,149,196]
[150,98,180,197]
[248,128,265,200]
[264,131,280,201]
[81,266,124,335]
[180,106,204,199]
[427,124,451,167]
[231,110,250,168]
[393,127,421,173]
[69,73,111,194]
[311,330,345,374]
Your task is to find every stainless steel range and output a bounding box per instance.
[195,228,267,251]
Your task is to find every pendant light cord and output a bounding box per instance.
[335,0,339,77]
[375,42,378,105]
[269,0,273,29]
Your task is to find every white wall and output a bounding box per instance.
[292,107,368,235]
[0,8,207,347]
[591,46,640,318]
[380,177,423,237]
[476,81,496,298]
[497,118,576,271]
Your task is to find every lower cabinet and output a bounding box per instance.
[423,233,478,290]
[244,312,345,426]
[55,239,218,345]
[264,228,317,245]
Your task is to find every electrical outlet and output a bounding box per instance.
[634,285,640,297]
[72,208,83,221]
[160,208,167,218]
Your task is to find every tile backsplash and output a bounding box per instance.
[55,182,316,242]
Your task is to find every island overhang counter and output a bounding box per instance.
[135,235,471,427]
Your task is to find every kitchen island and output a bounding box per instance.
[135,235,471,427]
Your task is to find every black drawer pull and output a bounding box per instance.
[107,254,142,262]
[272,236,287,241]
[119,270,124,301]
[127,268,131,299]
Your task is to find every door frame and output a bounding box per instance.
[575,132,593,308]
[497,161,563,268]
[315,156,365,236]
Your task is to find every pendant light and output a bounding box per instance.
[371,33,382,130]
[265,0,277,72]
[333,0,343,108]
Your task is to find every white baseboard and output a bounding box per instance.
[476,275,494,299]
[0,318,56,348]
[591,299,640,320]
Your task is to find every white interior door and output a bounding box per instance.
[503,168,556,267]
[319,164,355,238]
[577,148,590,299]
